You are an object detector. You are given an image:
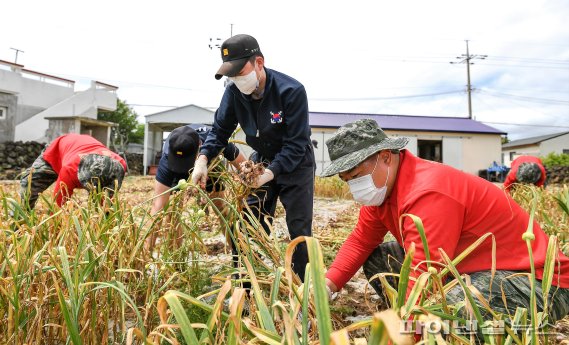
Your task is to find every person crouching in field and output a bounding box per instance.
[20,133,126,210]
[321,119,569,324]
[504,155,547,192]
[145,124,246,250]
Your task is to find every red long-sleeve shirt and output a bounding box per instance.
[42,134,127,206]
[504,155,547,191]
[327,150,569,291]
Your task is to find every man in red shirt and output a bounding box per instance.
[504,155,547,191]
[19,134,127,209]
[322,119,569,322]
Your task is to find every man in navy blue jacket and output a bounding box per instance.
[146,124,245,251]
[191,34,315,281]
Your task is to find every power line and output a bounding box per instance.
[366,58,568,69]
[476,88,568,123]
[128,90,463,108]
[127,103,180,108]
[481,121,569,129]
[369,57,451,64]
[366,54,567,67]
[127,87,568,107]
[366,54,568,66]
[487,56,569,64]
[483,87,569,94]
[479,89,569,105]
[310,90,462,102]
[478,62,569,70]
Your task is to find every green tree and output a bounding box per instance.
[130,123,145,145]
[98,99,143,152]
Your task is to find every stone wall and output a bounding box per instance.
[1,142,566,183]
[0,141,45,180]
[0,141,145,180]
[125,153,143,176]
[547,166,569,185]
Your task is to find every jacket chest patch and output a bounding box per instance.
[270,111,283,124]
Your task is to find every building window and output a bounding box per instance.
[509,152,516,161]
[418,140,442,162]
[0,106,7,120]
[563,149,569,155]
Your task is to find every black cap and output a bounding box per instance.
[167,126,200,174]
[215,34,261,80]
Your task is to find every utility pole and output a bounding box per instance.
[208,24,234,50]
[209,24,236,88]
[10,47,24,64]
[208,37,222,50]
[450,40,487,120]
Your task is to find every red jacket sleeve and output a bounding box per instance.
[503,170,516,191]
[536,163,547,187]
[326,206,388,290]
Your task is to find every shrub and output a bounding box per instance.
[541,152,569,168]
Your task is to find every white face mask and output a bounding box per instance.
[347,155,390,206]
[229,64,258,95]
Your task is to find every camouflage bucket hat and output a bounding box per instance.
[78,154,126,193]
[321,119,409,177]
[516,162,542,184]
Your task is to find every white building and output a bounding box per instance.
[310,112,506,176]
[0,59,118,145]
[143,106,506,177]
[502,131,569,167]
[142,104,250,175]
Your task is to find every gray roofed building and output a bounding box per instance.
[502,131,569,167]
[502,131,569,149]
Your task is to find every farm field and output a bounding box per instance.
[1,175,568,344]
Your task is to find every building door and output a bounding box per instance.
[442,136,463,170]
[418,140,442,162]
[405,136,418,156]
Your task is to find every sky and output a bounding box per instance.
[1,0,568,140]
